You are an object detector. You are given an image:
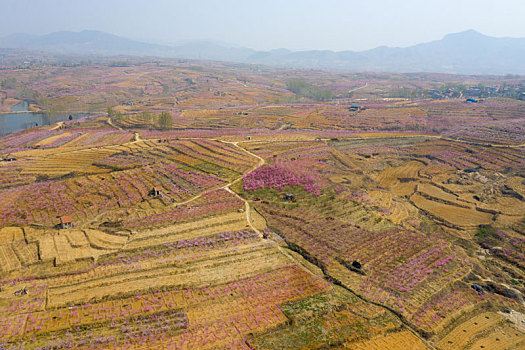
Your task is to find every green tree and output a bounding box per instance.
[159,112,172,129]
[286,78,333,101]
[107,107,115,118]
[142,112,152,124]
[286,78,309,94]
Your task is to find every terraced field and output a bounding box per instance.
[240,134,525,348]
[437,312,525,350]
[0,62,524,349]
[0,124,428,348]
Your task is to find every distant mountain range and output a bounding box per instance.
[1,30,524,75]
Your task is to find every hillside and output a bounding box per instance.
[1,30,525,74]
[0,62,524,349]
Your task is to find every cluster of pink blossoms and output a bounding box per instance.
[243,164,321,195]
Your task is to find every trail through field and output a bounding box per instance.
[277,122,294,130]
[50,122,64,130]
[348,82,368,94]
[84,138,264,228]
[222,141,266,237]
[3,132,462,349]
[227,140,437,350]
[107,117,124,131]
[219,141,436,349]
[221,142,334,283]
[222,141,265,236]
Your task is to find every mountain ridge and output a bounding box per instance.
[1,30,524,74]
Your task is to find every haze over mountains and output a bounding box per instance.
[1,29,524,75]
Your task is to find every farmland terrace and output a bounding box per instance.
[0,61,524,349]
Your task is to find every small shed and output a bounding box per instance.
[2,155,16,162]
[283,193,296,202]
[150,187,162,197]
[471,284,484,293]
[59,216,73,229]
[14,287,28,296]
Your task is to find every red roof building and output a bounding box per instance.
[59,216,73,229]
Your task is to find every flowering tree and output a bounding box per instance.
[243,163,321,195]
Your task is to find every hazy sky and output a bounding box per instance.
[1,0,524,51]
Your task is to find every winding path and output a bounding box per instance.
[221,141,266,236]
[221,139,437,349]
[348,82,368,94]
[28,129,448,348]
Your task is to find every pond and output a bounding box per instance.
[10,101,30,112]
[0,102,89,136]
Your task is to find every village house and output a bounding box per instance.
[59,216,73,229]
[150,187,162,197]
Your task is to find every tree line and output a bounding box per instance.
[107,107,173,129]
[286,79,333,101]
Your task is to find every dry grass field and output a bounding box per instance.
[0,62,523,349]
